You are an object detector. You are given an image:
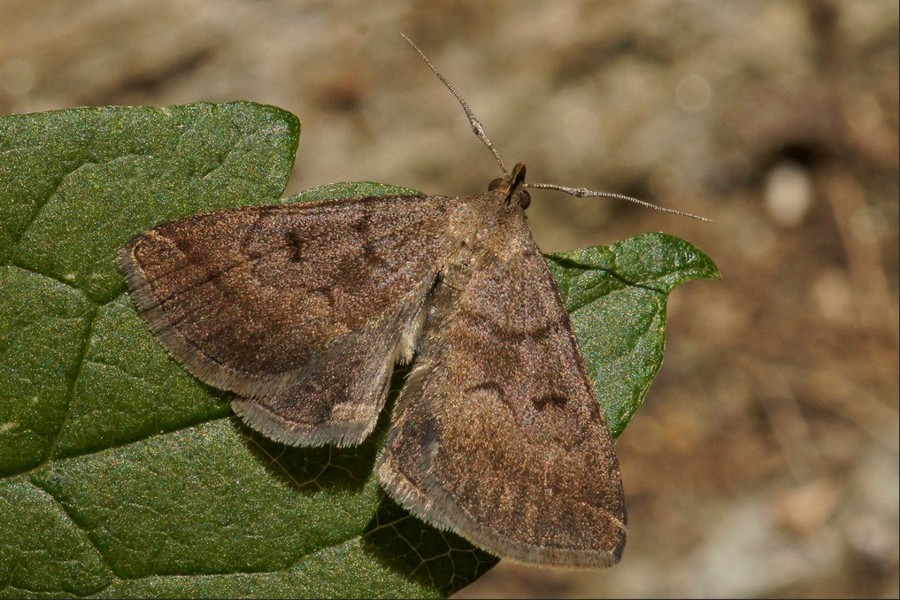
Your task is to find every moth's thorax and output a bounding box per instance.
[435,169,535,309]
[447,191,528,255]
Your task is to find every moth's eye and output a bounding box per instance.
[488,178,506,192]
[518,190,531,210]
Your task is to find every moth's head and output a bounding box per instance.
[488,162,531,210]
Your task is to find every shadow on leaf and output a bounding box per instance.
[229,365,409,495]
[231,417,382,495]
[362,493,498,595]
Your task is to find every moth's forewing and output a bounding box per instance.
[377,192,626,567]
[118,195,452,446]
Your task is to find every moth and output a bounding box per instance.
[119,36,700,568]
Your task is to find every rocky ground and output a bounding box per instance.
[1,1,896,597]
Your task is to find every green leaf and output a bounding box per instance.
[0,103,718,598]
[0,104,494,599]
[547,236,720,438]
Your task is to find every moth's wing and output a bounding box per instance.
[118,195,452,446]
[377,217,626,567]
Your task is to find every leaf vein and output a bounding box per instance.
[26,480,118,586]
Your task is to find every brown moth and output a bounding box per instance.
[117,37,643,568]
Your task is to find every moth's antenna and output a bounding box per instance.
[401,32,508,175]
[400,33,711,222]
[528,182,713,221]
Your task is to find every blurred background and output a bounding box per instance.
[1,1,896,597]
